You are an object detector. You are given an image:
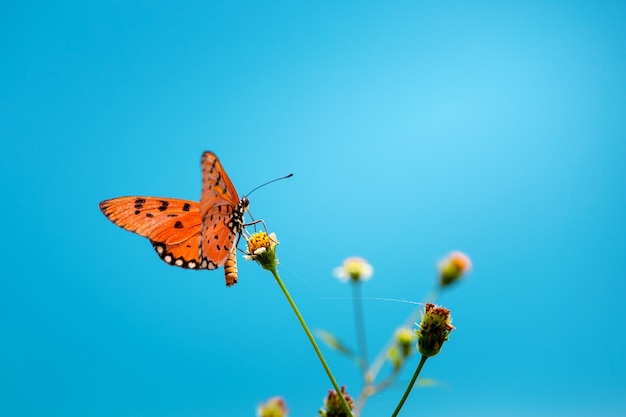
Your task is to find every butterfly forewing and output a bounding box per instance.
[198,152,246,270]
[199,152,240,218]
[99,197,201,242]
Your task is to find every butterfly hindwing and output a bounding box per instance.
[149,236,206,270]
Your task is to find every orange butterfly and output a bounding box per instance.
[99,151,247,286]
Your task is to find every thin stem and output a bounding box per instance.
[353,389,368,417]
[355,363,402,415]
[370,366,402,395]
[390,355,428,417]
[351,281,369,377]
[270,267,353,417]
[424,287,441,304]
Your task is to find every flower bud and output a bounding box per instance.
[438,251,472,287]
[319,386,354,417]
[415,303,455,357]
[387,327,415,370]
[395,327,415,358]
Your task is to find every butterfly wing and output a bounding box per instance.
[198,151,246,270]
[99,197,208,269]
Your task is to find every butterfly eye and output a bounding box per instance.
[241,196,250,210]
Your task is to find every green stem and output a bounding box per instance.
[270,267,353,417]
[351,281,369,377]
[390,355,428,417]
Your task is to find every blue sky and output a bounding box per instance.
[1,1,625,416]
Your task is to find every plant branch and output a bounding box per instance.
[270,267,353,417]
[351,281,369,377]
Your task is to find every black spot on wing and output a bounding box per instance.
[134,198,145,209]
[158,200,169,211]
[174,221,183,229]
[183,203,191,212]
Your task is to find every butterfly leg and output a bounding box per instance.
[236,219,274,255]
[243,218,268,234]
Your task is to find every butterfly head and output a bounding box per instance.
[241,196,250,211]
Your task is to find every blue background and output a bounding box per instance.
[2,1,625,416]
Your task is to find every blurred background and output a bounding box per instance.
[2,1,625,416]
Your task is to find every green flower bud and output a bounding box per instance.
[415,303,455,357]
[438,251,472,287]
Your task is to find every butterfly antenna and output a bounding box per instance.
[244,173,293,197]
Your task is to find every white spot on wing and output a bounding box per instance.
[175,259,183,266]
[164,255,172,263]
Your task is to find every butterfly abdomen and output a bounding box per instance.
[223,249,238,287]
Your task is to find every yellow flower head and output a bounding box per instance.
[257,396,288,417]
[245,231,279,271]
[333,257,373,283]
[438,251,472,287]
[415,303,455,357]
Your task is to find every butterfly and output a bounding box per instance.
[99,151,248,286]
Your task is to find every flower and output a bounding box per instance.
[415,303,455,357]
[438,251,472,287]
[333,257,373,283]
[257,396,288,417]
[245,231,279,271]
[319,386,354,417]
